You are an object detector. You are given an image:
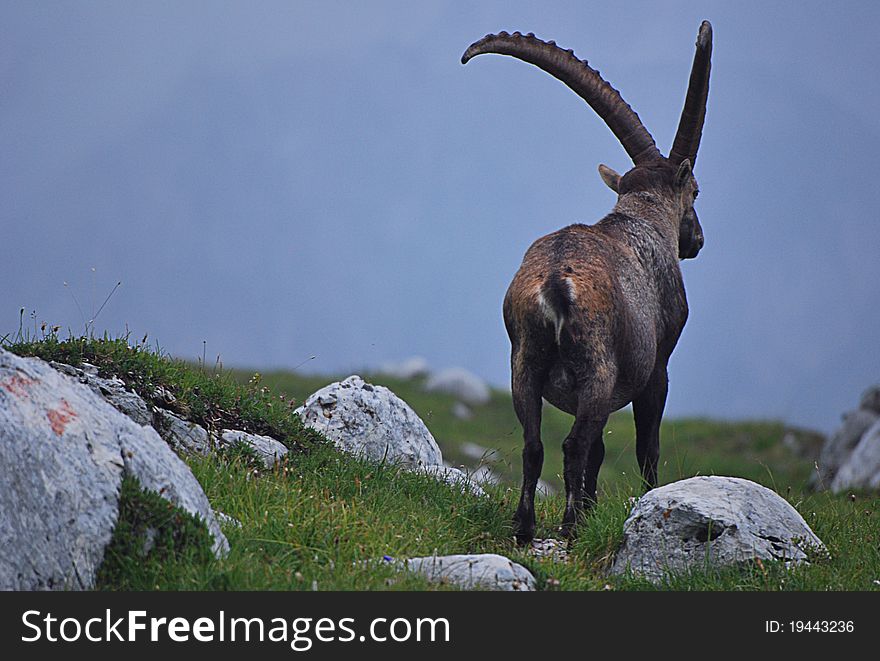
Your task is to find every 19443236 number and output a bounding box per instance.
[766,620,854,633]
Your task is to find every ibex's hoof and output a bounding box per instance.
[559,520,578,542]
[514,530,535,546]
[512,517,536,546]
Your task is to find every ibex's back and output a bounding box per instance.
[463,24,712,543]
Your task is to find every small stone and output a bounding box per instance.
[215,511,243,529]
[529,538,569,563]
[402,554,536,591]
[451,401,473,420]
[153,408,211,455]
[219,429,288,468]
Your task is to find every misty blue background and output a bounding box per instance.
[2,1,878,432]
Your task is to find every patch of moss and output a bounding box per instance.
[96,476,215,589]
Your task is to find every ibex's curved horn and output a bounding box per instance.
[669,21,712,166]
[462,31,662,165]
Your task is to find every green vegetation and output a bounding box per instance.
[4,335,879,590]
[96,476,215,590]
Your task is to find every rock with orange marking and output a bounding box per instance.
[0,348,228,590]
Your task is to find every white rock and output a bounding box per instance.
[294,375,442,468]
[220,429,288,468]
[419,465,487,497]
[611,476,824,581]
[154,408,212,455]
[378,356,430,380]
[424,367,491,406]
[0,349,227,590]
[402,553,536,591]
[831,418,880,491]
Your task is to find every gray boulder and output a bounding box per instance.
[0,348,227,590]
[295,375,442,468]
[611,476,824,581]
[424,367,491,406]
[402,553,536,591]
[812,408,878,488]
[219,429,288,468]
[831,418,880,492]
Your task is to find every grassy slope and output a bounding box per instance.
[246,369,814,494]
[5,337,879,590]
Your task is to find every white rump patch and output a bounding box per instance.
[537,291,566,345]
[562,276,576,302]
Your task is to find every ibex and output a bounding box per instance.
[462,22,712,543]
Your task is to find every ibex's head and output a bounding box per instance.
[462,21,712,260]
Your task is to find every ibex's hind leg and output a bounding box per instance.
[581,435,606,509]
[633,365,669,491]
[511,359,547,545]
[561,392,610,540]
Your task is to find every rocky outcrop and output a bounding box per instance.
[50,361,153,426]
[0,348,227,590]
[46,361,289,470]
[611,476,824,581]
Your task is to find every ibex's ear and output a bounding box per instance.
[598,164,620,193]
[675,159,692,189]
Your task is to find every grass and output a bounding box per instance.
[4,334,879,590]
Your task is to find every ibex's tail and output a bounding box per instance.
[538,272,575,344]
